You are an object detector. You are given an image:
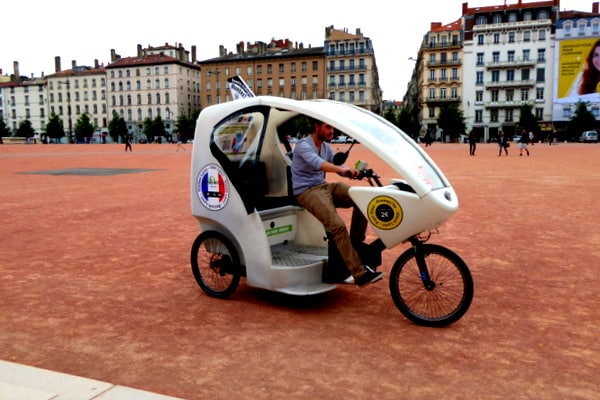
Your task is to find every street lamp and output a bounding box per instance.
[59,80,73,143]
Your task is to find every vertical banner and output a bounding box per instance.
[227,76,255,99]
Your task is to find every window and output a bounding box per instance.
[490,109,498,122]
[523,30,531,42]
[312,61,318,71]
[507,50,515,62]
[523,49,530,61]
[477,34,484,45]
[476,16,487,25]
[278,64,284,73]
[536,87,544,101]
[505,109,513,122]
[537,49,545,62]
[562,107,572,119]
[521,88,529,101]
[257,65,262,75]
[493,33,500,44]
[301,62,307,72]
[506,89,514,102]
[507,69,515,81]
[429,69,436,81]
[290,63,296,73]
[329,60,335,71]
[476,71,484,84]
[535,107,544,119]
[538,29,546,41]
[267,64,272,74]
[451,87,458,99]
[538,10,548,19]
[440,88,446,99]
[508,32,515,43]
[429,88,436,100]
[508,12,517,22]
[491,89,499,102]
[493,14,502,24]
[476,53,485,66]
[475,91,483,103]
[247,66,253,75]
[451,68,459,80]
[536,68,545,82]
[475,110,483,122]
[523,11,532,21]
[492,52,500,63]
[491,70,500,82]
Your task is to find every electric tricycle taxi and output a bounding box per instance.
[190,96,473,327]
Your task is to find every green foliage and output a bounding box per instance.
[570,101,597,135]
[517,103,538,135]
[397,107,419,140]
[143,115,166,142]
[16,119,35,138]
[383,108,398,126]
[437,104,466,141]
[108,111,128,142]
[0,115,10,137]
[175,112,198,142]
[74,113,95,143]
[45,113,65,142]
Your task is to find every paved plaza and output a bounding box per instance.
[0,141,598,399]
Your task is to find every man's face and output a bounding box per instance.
[316,123,335,142]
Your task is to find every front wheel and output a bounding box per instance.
[389,244,474,327]
[191,231,241,298]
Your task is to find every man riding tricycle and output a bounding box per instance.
[190,95,473,327]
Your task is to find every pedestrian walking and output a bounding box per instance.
[519,129,530,157]
[498,131,509,156]
[176,132,186,152]
[124,134,132,152]
[468,129,477,156]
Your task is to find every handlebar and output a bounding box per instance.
[355,168,382,187]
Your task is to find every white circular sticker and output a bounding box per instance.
[196,164,230,210]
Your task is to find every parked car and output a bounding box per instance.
[512,135,521,142]
[579,130,598,143]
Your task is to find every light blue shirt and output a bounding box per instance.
[291,136,333,195]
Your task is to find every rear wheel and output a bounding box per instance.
[191,231,241,298]
[389,244,473,327]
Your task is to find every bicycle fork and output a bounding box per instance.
[408,236,436,291]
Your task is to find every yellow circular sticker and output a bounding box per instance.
[367,196,403,230]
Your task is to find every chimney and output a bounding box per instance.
[13,61,20,82]
[593,2,598,13]
[71,60,76,69]
[94,59,99,69]
[137,44,143,57]
[192,45,197,63]
[111,49,117,62]
[55,56,61,72]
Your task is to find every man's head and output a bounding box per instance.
[312,120,335,143]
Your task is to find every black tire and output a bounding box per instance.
[389,244,474,327]
[190,231,241,298]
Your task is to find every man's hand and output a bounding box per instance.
[339,165,359,179]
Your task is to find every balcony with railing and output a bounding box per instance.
[485,79,536,88]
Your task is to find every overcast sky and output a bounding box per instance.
[1,0,594,100]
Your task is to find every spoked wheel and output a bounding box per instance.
[389,244,474,327]
[191,231,241,298]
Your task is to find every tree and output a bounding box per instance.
[143,115,166,143]
[517,103,539,138]
[570,101,596,141]
[16,119,35,139]
[108,111,127,143]
[383,108,398,126]
[74,113,95,143]
[175,111,199,142]
[45,113,65,143]
[437,104,466,142]
[397,107,419,140]
[0,116,10,138]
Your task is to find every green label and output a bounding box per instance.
[266,224,293,237]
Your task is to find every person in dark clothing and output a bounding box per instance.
[468,130,477,156]
[124,134,132,152]
[498,131,509,156]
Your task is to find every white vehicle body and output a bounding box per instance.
[190,96,458,295]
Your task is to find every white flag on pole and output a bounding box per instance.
[227,76,255,100]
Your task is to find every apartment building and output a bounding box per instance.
[198,26,383,113]
[0,62,47,136]
[198,39,326,106]
[552,4,600,132]
[105,43,201,142]
[416,19,464,138]
[407,0,599,143]
[324,26,383,114]
[462,0,558,142]
[46,58,107,142]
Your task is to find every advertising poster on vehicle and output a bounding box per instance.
[556,37,600,102]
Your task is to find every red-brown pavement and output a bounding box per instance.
[0,141,598,399]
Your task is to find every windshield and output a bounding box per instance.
[309,101,448,192]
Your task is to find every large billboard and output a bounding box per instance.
[556,37,600,102]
